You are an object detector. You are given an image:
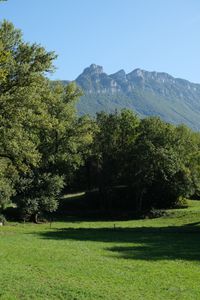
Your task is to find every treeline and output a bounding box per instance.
[0,21,200,221]
[73,111,200,213]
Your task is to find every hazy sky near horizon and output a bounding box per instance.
[1,0,200,82]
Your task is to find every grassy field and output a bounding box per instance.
[1,200,200,300]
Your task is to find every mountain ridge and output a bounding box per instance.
[63,64,200,130]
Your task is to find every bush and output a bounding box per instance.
[0,214,6,225]
[145,208,167,219]
[174,197,188,208]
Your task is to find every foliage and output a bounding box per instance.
[83,110,140,208]
[0,21,93,219]
[15,173,65,221]
[0,214,6,224]
[77,113,200,213]
[0,21,55,213]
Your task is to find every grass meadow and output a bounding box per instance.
[1,200,200,300]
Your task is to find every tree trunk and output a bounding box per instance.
[86,160,92,191]
[31,213,39,224]
[137,189,144,212]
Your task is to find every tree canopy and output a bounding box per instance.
[0,21,93,220]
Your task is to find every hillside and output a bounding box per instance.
[64,64,200,130]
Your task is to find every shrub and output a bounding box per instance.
[0,214,6,225]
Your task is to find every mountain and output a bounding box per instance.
[66,64,200,130]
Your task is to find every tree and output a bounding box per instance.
[87,110,139,209]
[128,117,199,211]
[0,21,56,172]
[0,21,93,220]
[0,21,57,209]
[14,81,97,221]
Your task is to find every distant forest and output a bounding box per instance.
[0,21,200,222]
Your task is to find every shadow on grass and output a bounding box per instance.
[38,224,200,262]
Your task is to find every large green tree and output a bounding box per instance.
[0,21,92,220]
[87,110,139,209]
[128,117,200,211]
[0,21,56,210]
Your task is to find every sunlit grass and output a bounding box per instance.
[1,200,200,299]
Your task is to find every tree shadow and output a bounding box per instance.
[37,224,200,262]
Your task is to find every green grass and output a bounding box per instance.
[1,200,200,299]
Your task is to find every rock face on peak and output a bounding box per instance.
[79,64,104,76]
[76,64,121,94]
[63,64,200,130]
[110,69,127,82]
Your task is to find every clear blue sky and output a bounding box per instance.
[1,0,200,82]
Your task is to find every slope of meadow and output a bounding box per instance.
[1,200,200,300]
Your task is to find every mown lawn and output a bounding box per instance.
[1,200,200,300]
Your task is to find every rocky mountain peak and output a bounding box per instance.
[126,68,146,81]
[110,69,127,82]
[82,64,104,76]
